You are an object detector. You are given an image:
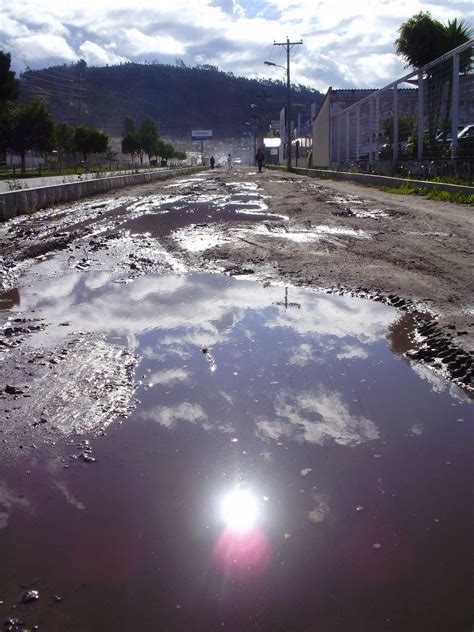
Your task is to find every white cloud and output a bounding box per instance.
[288,343,315,367]
[256,388,380,446]
[141,402,208,428]
[54,481,86,510]
[79,41,127,66]
[0,15,31,38]
[410,363,470,401]
[149,367,190,386]
[337,344,369,360]
[2,0,472,87]
[15,261,396,356]
[122,29,186,57]
[0,481,31,529]
[11,33,77,62]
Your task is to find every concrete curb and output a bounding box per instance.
[0,167,206,220]
[269,166,474,198]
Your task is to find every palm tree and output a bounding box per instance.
[395,13,472,144]
[442,18,473,61]
[395,13,472,69]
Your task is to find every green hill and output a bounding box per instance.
[19,60,322,140]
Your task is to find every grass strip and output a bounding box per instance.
[383,184,474,205]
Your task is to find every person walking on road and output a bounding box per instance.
[210,156,215,169]
[227,153,232,170]
[255,148,265,173]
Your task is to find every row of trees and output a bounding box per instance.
[121,116,185,165]
[1,51,109,174]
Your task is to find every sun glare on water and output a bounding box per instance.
[221,489,259,533]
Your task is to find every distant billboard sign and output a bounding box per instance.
[191,129,213,141]
[264,137,281,148]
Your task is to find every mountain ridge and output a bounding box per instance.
[19,61,323,140]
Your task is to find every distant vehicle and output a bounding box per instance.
[435,124,473,144]
[457,124,474,141]
[233,158,242,164]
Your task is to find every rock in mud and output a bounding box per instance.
[19,590,39,604]
[4,385,25,395]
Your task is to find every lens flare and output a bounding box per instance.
[221,489,258,533]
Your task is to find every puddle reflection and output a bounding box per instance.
[0,271,472,631]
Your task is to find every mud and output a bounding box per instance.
[0,271,472,631]
[1,167,473,393]
[0,167,472,631]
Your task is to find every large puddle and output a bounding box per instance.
[0,271,472,631]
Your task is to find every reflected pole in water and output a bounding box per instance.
[274,287,301,310]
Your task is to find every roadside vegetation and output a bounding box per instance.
[0,51,186,179]
[383,183,474,204]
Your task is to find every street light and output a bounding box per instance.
[264,38,302,171]
[265,60,293,169]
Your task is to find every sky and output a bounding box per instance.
[1,0,473,92]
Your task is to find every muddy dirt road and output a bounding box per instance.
[0,167,472,631]
[2,166,473,387]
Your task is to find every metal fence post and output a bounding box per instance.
[369,98,374,163]
[356,106,360,159]
[417,71,424,160]
[375,94,380,161]
[345,111,350,161]
[393,84,399,161]
[451,52,460,160]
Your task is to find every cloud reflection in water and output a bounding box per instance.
[257,389,379,446]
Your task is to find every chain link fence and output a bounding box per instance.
[330,40,474,176]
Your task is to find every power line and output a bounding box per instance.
[21,86,70,98]
[22,75,87,92]
[21,84,86,99]
[43,68,81,80]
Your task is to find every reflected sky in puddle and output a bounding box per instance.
[121,195,280,238]
[0,272,472,631]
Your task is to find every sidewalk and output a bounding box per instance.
[0,167,166,193]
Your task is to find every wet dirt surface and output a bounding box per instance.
[0,167,473,631]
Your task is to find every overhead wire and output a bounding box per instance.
[40,68,81,81]
[22,74,86,91]
[20,84,84,100]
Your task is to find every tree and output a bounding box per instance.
[395,13,472,140]
[0,51,19,102]
[138,117,159,162]
[442,18,473,76]
[54,122,75,172]
[8,100,55,175]
[0,101,16,162]
[395,12,472,68]
[395,13,445,68]
[0,51,19,164]
[173,150,187,161]
[155,141,174,165]
[105,148,117,170]
[74,125,109,164]
[380,113,417,143]
[121,131,141,164]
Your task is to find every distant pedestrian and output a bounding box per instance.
[210,155,215,169]
[227,153,232,170]
[255,148,264,172]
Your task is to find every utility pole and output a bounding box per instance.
[74,62,87,125]
[272,37,302,170]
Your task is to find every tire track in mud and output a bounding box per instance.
[1,333,138,456]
